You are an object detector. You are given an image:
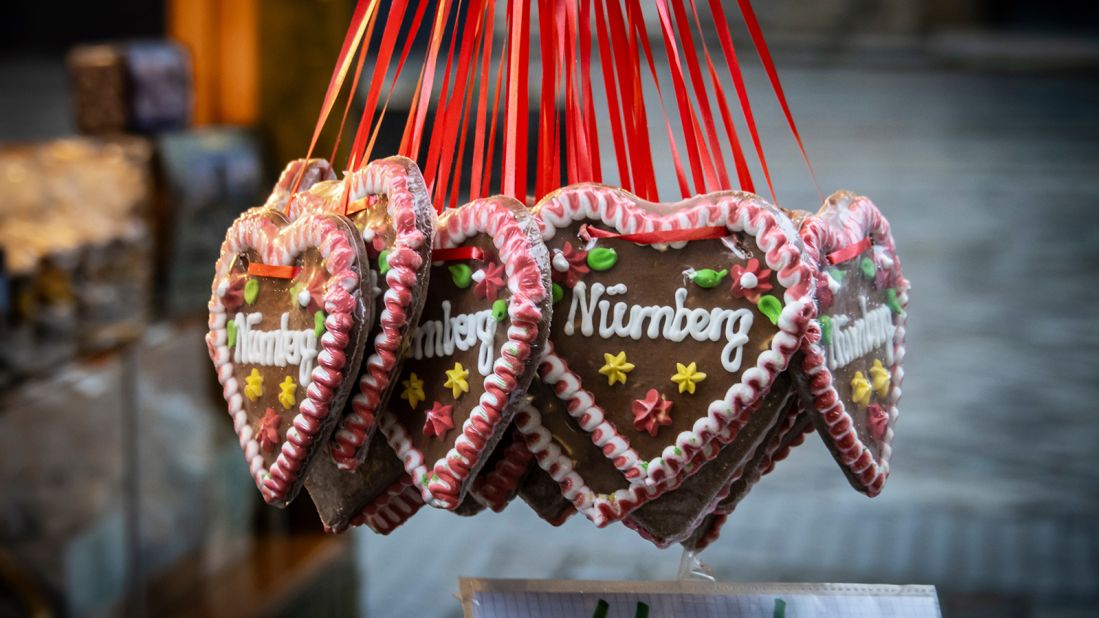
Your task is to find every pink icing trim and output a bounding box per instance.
[798,191,909,496]
[206,209,364,506]
[263,158,337,211]
[470,429,535,512]
[331,475,424,535]
[521,184,815,526]
[287,156,435,471]
[381,197,550,509]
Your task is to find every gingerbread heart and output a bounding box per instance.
[797,191,909,496]
[206,208,372,506]
[288,156,436,469]
[377,196,552,509]
[517,184,814,526]
[623,371,799,547]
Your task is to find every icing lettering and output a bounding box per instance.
[410,300,499,376]
[826,296,896,370]
[232,312,319,385]
[563,282,754,373]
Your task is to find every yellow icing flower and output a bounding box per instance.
[401,373,426,409]
[278,376,297,410]
[671,362,707,395]
[869,359,891,399]
[850,371,871,408]
[244,368,264,401]
[444,362,470,399]
[598,351,635,386]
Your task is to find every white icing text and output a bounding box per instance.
[410,301,498,376]
[826,296,895,370]
[233,312,319,385]
[563,282,754,373]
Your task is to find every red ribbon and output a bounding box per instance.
[247,263,301,280]
[826,237,872,265]
[580,224,727,245]
[433,247,486,262]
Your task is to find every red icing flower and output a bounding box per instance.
[475,262,506,300]
[552,242,589,288]
[632,389,673,437]
[258,407,281,453]
[729,258,773,303]
[815,270,834,310]
[423,401,455,439]
[867,404,888,441]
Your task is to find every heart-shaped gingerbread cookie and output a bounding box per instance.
[797,191,909,496]
[288,156,436,469]
[518,184,814,526]
[206,208,372,506]
[469,425,534,512]
[378,196,552,509]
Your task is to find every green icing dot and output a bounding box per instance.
[639,461,649,471]
[673,446,683,456]
[757,294,782,326]
[829,267,845,282]
[243,278,259,305]
[226,320,237,348]
[819,315,832,344]
[378,249,391,275]
[886,288,904,314]
[552,283,564,304]
[448,264,472,288]
[860,257,876,279]
[314,310,326,337]
[587,247,618,271]
[492,299,507,321]
[692,268,727,289]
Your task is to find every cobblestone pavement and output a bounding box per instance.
[358,64,1099,617]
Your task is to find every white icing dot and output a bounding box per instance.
[216,282,228,297]
[739,272,758,289]
[362,228,375,242]
[827,273,841,294]
[297,290,311,307]
[472,269,485,283]
[551,251,570,273]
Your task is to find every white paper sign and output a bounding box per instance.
[460,579,941,618]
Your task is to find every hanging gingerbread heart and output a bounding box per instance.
[206,208,373,506]
[516,185,814,526]
[287,156,436,469]
[378,196,552,509]
[622,372,798,547]
[797,191,909,496]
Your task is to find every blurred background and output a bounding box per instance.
[1,0,1097,616]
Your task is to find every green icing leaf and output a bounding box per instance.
[378,249,391,275]
[492,299,508,321]
[886,288,904,314]
[587,247,618,271]
[819,315,832,344]
[314,310,326,337]
[448,263,472,288]
[226,320,237,348]
[552,283,564,304]
[757,294,783,326]
[243,278,259,305]
[860,257,876,279]
[692,268,727,289]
